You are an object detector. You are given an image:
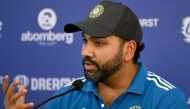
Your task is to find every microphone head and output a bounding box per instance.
[72,79,84,90]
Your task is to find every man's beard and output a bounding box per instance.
[82,45,123,82]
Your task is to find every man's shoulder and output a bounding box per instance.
[146,71,176,92]
[144,71,188,108]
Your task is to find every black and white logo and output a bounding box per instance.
[0,21,2,31]
[0,21,2,38]
[182,17,190,43]
[38,8,57,31]
[14,75,29,88]
[21,8,73,46]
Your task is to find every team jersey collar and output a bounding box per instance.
[125,62,147,94]
[82,62,148,95]
[81,79,97,92]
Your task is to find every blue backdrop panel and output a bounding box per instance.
[0,0,190,108]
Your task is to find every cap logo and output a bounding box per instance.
[89,4,104,18]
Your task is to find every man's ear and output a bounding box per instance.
[123,40,137,62]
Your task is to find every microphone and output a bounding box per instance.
[32,79,84,109]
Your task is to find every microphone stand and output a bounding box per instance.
[32,85,77,109]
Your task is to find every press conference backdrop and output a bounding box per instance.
[0,0,190,108]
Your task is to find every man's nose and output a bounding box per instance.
[82,44,94,58]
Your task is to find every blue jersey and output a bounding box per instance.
[45,62,188,109]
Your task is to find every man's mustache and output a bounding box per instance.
[82,57,100,69]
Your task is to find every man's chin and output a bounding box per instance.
[84,72,99,82]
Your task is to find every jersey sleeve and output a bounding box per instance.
[154,88,188,109]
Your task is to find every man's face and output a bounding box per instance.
[82,32,124,82]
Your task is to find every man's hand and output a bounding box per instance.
[2,75,34,109]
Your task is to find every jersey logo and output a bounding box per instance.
[147,71,175,91]
[129,106,141,109]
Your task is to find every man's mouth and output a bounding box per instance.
[84,61,96,70]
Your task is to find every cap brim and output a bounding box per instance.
[64,21,113,37]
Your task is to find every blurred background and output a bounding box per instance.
[0,0,189,108]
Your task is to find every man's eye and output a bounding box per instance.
[82,39,87,43]
[95,41,103,46]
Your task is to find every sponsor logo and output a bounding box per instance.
[21,8,74,46]
[0,76,4,84]
[139,18,159,27]
[181,17,190,43]
[38,8,57,31]
[0,74,76,91]
[30,77,76,91]
[0,21,2,31]
[14,74,29,88]
[21,31,73,45]
[0,21,2,38]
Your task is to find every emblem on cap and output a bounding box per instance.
[89,4,104,18]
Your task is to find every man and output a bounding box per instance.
[2,1,188,109]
